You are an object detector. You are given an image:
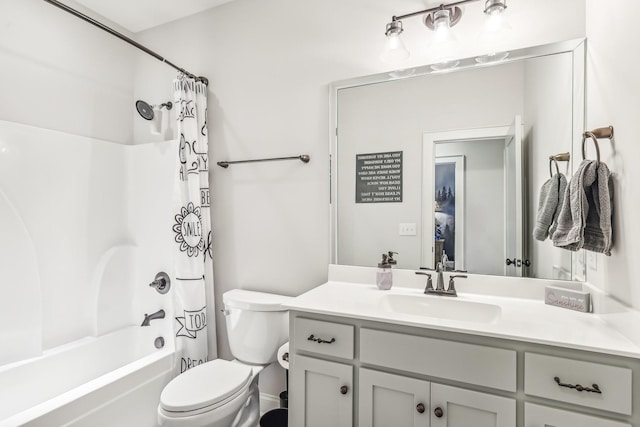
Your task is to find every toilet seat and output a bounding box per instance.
[160,359,253,417]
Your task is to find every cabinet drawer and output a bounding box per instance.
[524,353,632,415]
[524,402,631,427]
[360,328,516,392]
[294,317,354,359]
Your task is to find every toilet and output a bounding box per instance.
[157,289,293,427]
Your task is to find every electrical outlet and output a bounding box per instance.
[399,223,417,236]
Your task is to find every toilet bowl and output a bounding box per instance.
[158,289,293,427]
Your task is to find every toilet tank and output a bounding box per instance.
[223,289,293,365]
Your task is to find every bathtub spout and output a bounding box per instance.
[141,309,165,326]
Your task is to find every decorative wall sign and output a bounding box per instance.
[355,151,403,203]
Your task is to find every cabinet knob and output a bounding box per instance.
[416,403,425,414]
[434,407,444,418]
[340,385,348,395]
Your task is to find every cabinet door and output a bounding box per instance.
[524,403,631,427]
[359,368,430,427]
[431,383,515,427]
[289,355,353,427]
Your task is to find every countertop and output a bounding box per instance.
[285,266,640,359]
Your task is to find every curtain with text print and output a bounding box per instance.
[172,76,216,375]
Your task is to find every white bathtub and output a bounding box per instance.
[0,326,175,427]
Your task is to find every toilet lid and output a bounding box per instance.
[160,359,253,413]
[223,289,294,311]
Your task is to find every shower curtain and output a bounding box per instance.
[172,76,217,375]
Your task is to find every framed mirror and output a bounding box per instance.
[330,39,586,281]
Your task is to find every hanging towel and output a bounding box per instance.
[584,161,614,254]
[533,173,567,241]
[552,160,613,255]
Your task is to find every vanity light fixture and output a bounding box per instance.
[381,20,410,64]
[382,0,509,66]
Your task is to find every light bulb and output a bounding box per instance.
[380,21,410,64]
[427,8,459,67]
[432,9,456,43]
[478,0,511,58]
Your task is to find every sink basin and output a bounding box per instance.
[380,294,501,323]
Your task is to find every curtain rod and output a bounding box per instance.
[42,0,208,85]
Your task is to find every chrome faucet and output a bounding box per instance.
[434,262,445,291]
[415,264,466,297]
[141,309,165,326]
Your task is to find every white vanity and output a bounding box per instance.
[286,265,640,427]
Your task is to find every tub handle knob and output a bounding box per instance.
[149,272,170,294]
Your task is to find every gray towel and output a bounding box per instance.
[533,173,567,241]
[552,160,613,255]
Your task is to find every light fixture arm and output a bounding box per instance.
[391,0,480,22]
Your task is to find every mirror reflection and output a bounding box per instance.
[333,41,586,281]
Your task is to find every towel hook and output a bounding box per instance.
[582,126,614,165]
[549,158,560,178]
[548,152,570,178]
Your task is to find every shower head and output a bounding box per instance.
[135,100,172,121]
[136,100,154,121]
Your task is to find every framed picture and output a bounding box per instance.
[434,155,465,270]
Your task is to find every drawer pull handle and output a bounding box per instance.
[340,385,348,395]
[416,403,425,414]
[307,334,336,344]
[434,407,444,418]
[554,376,602,394]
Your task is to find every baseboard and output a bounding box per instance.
[260,393,281,415]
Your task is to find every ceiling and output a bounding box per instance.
[73,0,235,33]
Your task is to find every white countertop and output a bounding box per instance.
[285,265,640,359]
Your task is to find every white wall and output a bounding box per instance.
[132,0,586,395]
[585,1,640,308]
[0,0,135,144]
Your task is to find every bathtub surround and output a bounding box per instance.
[0,119,177,423]
[172,76,216,373]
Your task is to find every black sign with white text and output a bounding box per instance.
[355,151,403,203]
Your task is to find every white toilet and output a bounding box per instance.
[157,289,293,427]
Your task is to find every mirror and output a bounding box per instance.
[330,39,586,281]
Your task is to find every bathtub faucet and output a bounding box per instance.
[141,309,165,326]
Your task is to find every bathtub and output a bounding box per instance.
[0,326,175,427]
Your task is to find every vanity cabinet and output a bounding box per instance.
[359,368,430,427]
[359,368,515,427]
[289,355,353,427]
[288,312,639,427]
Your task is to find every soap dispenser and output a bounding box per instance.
[376,251,397,290]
